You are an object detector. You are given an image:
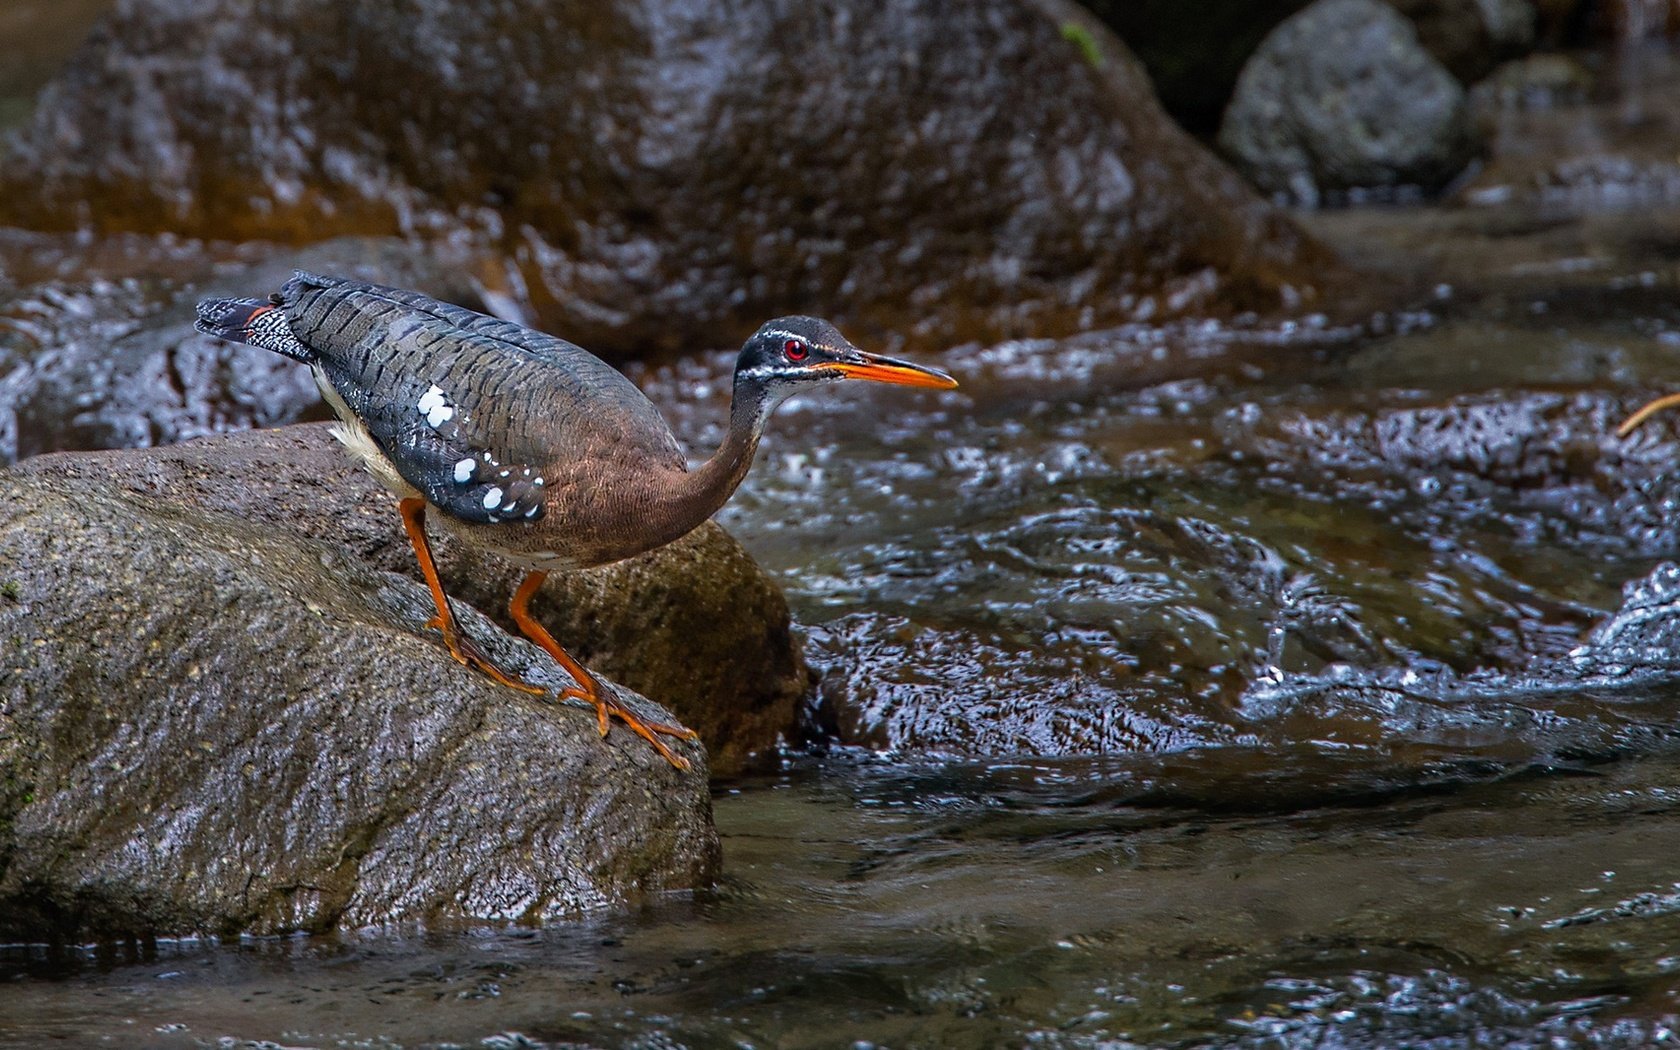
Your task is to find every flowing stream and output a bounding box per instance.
[6,39,1680,1050]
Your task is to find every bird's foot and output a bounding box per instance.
[560,683,699,771]
[426,615,545,696]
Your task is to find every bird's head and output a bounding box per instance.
[733,316,957,405]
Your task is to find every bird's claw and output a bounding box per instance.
[428,616,544,696]
[559,684,697,770]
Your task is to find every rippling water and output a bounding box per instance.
[9,41,1680,1050]
[6,753,1680,1047]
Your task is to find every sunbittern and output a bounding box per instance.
[196,272,957,769]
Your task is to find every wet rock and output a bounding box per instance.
[1571,561,1680,677]
[1218,0,1481,204]
[0,0,1339,353]
[1218,390,1680,558]
[12,424,807,776]
[1385,0,1538,83]
[0,465,718,940]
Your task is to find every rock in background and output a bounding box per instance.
[1387,0,1538,82]
[1071,0,1312,132]
[0,460,719,940]
[11,424,808,777]
[1218,0,1482,204]
[0,0,1338,354]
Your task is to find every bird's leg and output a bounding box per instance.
[398,497,542,695]
[509,570,699,770]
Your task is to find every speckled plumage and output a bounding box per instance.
[216,272,710,570]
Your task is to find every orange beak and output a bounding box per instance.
[819,351,958,389]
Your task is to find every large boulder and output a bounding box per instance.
[11,424,808,776]
[1218,0,1480,204]
[0,0,1338,354]
[0,464,719,940]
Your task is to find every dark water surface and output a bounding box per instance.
[9,44,1680,1050]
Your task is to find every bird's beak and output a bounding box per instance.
[819,349,959,389]
[1619,392,1680,437]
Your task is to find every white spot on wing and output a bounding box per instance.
[419,384,455,428]
[453,458,475,483]
[482,486,504,509]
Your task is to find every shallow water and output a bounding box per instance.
[5,753,1680,1048]
[9,40,1680,1050]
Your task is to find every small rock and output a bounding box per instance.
[1219,0,1481,204]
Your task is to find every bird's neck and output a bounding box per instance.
[667,381,773,529]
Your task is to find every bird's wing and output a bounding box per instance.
[282,272,686,524]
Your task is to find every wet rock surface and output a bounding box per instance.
[1219,0,1480,203]
[0,0,1337,352]
[11,424,807,776]
[0,466,717,941]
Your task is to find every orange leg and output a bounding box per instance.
[399,497,542,695]
[510,570,699,770]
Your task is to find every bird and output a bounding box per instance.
[195,271,957,770]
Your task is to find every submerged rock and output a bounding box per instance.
[0,0,1338,352]
[12,424,807,776]
[1219,0,1480,204]
[0,465,718,940]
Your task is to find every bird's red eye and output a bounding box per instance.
[784,339,808,361]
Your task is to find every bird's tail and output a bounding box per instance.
[194,294,314,362]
